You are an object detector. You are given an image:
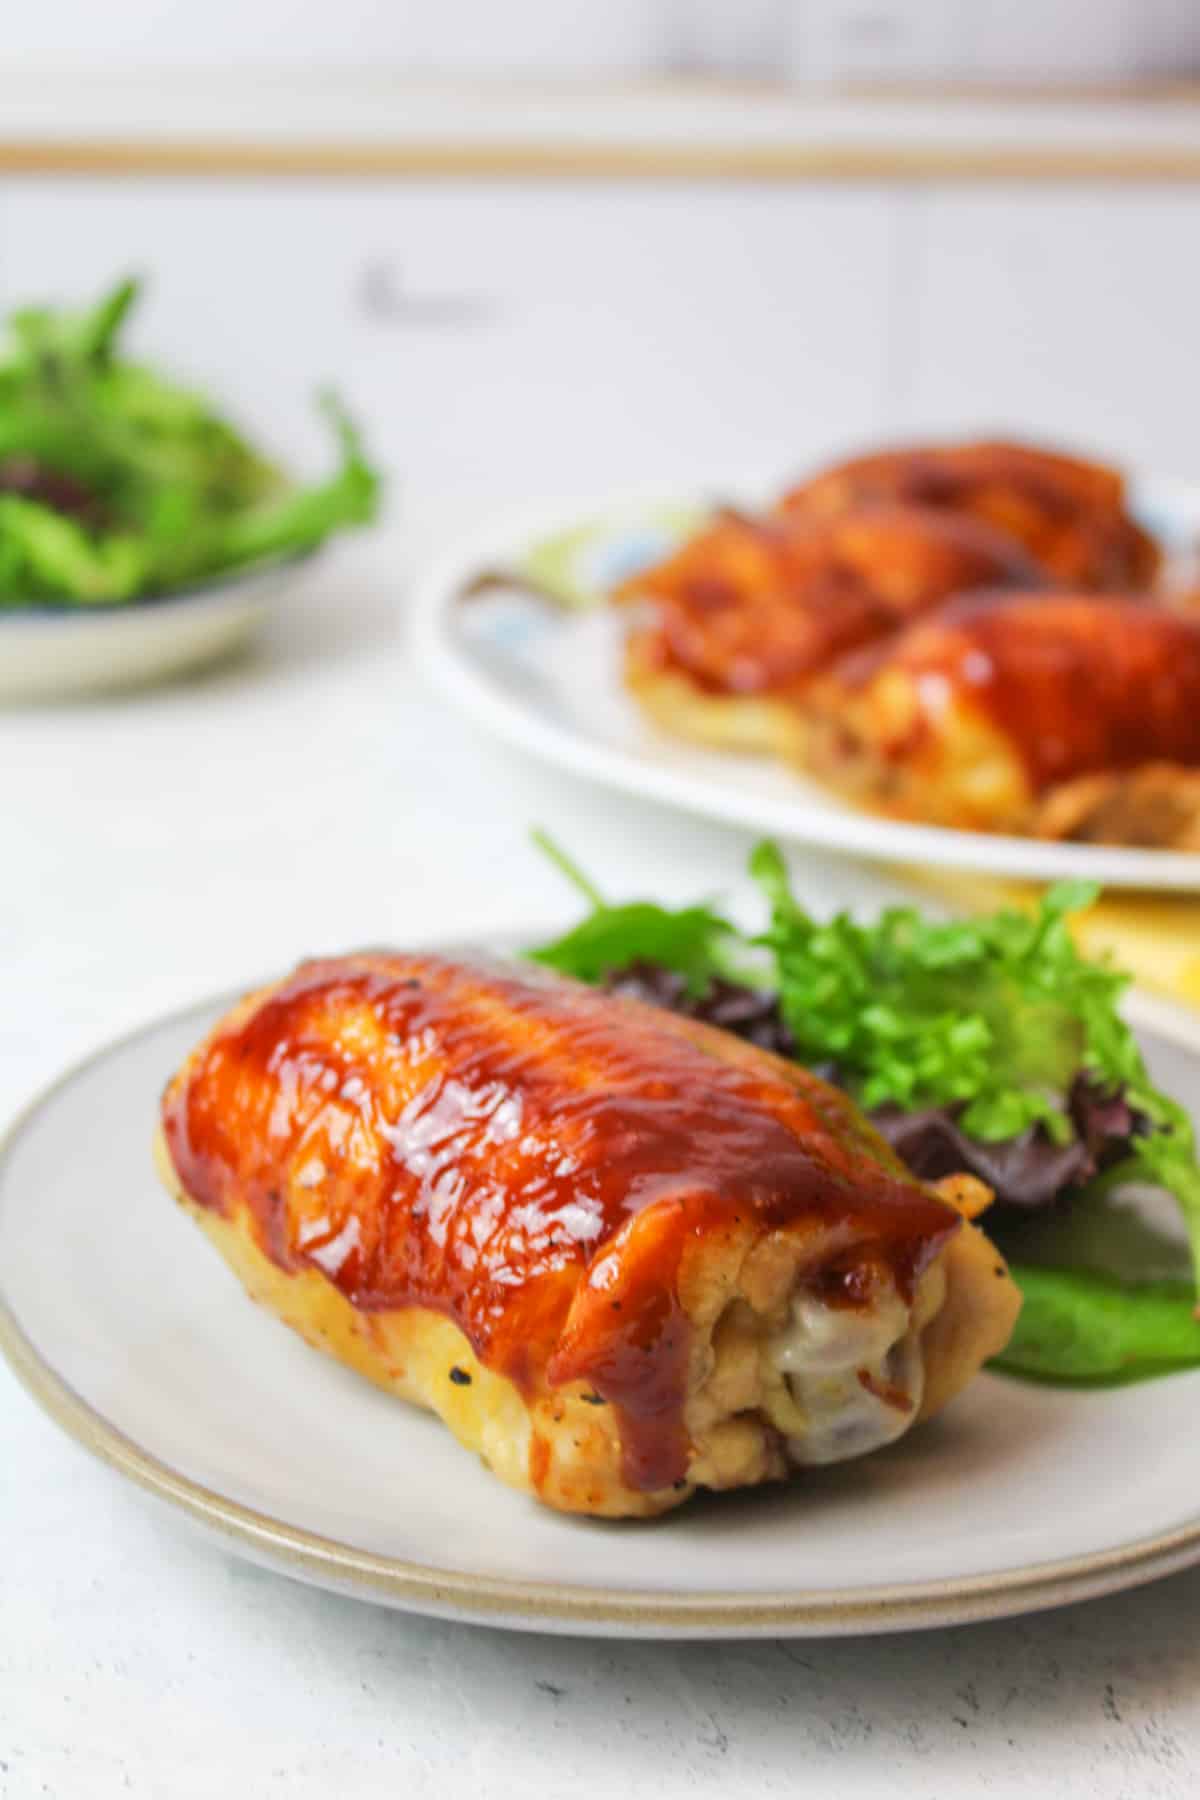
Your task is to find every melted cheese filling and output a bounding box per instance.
[766,1286,924,1465]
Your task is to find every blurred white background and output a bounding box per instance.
[2,174,1194,517]
[4,0,1199,84]
[1,3,1198,516]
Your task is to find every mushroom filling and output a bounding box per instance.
[767,1284,923,1465]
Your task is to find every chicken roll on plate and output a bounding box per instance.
[157,952,1019,1518]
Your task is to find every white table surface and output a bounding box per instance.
[2,519,1198,1800]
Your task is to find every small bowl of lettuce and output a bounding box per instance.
[0,276,380,698]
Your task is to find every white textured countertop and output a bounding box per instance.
[2,522,1199,1798]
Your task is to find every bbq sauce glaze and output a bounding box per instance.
[162,953,958,1492]
[633,504,1039,697]
[779,443,1157,589]
[839,592,1200,792]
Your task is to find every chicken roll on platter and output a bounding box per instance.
[778,439,1160,591]
[617,502,1046,756]
[157,951,1019,1518]
[796,592,1200,842]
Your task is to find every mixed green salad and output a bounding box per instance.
[0,277,379,605]
[529,833,1200,1386]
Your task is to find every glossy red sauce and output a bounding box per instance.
[779,443,1157,589]
[839,592,1200,791]
[627,504,1042,697]
[162,953,959,1491]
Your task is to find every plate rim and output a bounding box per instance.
[6,976,1200,1636]
[412,486,1200,892]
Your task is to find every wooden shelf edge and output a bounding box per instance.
[4,138,1200,180]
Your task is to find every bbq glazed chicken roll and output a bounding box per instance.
[797,592,1200,839]
[618,502,1045,756]
[778,440,1159,591]
[156,952,1020,1518]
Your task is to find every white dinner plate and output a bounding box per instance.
[0,550,318,702]
[4,954,1200,1638]
[415,479,1200,890]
